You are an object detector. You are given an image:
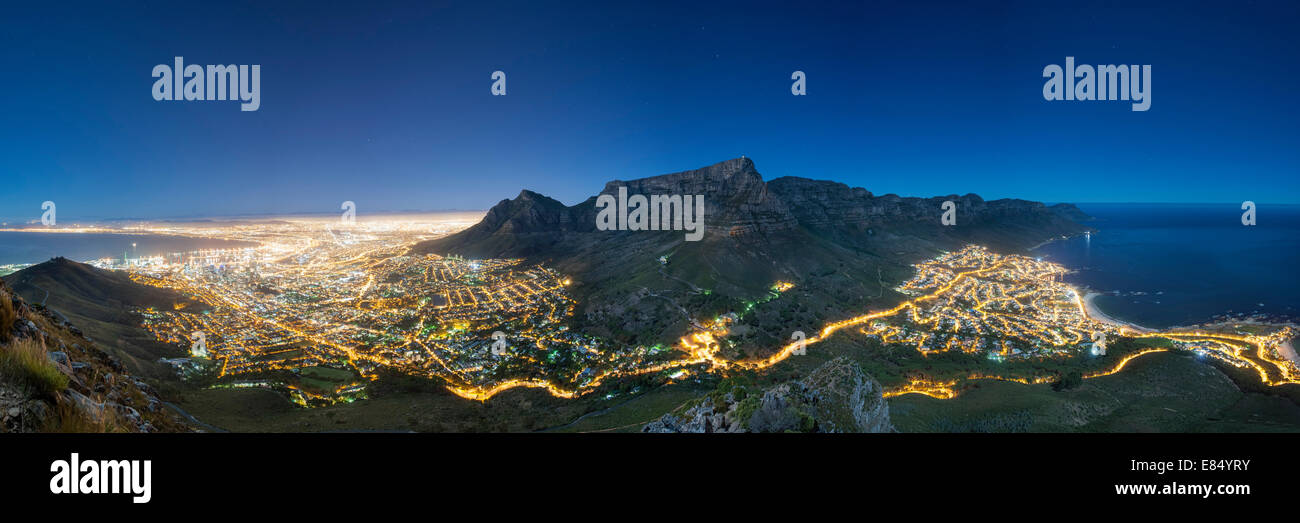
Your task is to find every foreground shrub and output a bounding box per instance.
[42,398,129,433]
[0,288,15,342]
[0,337,69,396]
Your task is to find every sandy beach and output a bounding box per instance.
[1279,339,1299,366]
[1083,291,1155,333]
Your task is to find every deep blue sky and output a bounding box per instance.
[2,1,1297,222]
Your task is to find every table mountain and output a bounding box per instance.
[412,158,1090,350]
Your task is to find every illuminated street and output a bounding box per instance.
[39,225,1293,404]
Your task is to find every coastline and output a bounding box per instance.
[1279,339,1299,366]
[1027,235,1067,252]
[1037,226,1156,334]
[0,230,259,266]
[1083,291,1155,334]
[1028,229,1092,252]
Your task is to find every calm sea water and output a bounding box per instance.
[1035,203,1300,329]
[0,232,256,266]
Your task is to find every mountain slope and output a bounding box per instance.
[412,158,1091,351]
[3,257,199,377]
[643,357,895,433]
[0,277,195,432]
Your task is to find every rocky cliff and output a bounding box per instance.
[642,357,894,433]
[411,158,1091,350]
[0,276,195,432]
[767,175,1085,230]
[418,157,1089,251]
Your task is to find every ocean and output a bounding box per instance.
[1034,203,1300,329]
[0,232,256,267]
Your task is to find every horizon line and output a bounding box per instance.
[2,201,1298,225]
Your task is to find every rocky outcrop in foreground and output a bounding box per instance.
[643,357,894,433]
[0,278,194,433]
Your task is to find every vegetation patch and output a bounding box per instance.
[0,338,69,396]
[0,287,15,342]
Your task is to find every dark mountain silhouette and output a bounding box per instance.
[412,158,1091,349]
[3,257,198,376]
[0,273,195,432]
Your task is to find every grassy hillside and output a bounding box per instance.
[2,258,199,377]
[889,352,1300,432]
[0,279,195,432]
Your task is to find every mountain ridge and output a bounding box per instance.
[1,264,196,432]
[3,257,197,378]
[412,158,1092,351]
[416,157,1089,255]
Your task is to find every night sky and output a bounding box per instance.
[2,1,1297,221]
